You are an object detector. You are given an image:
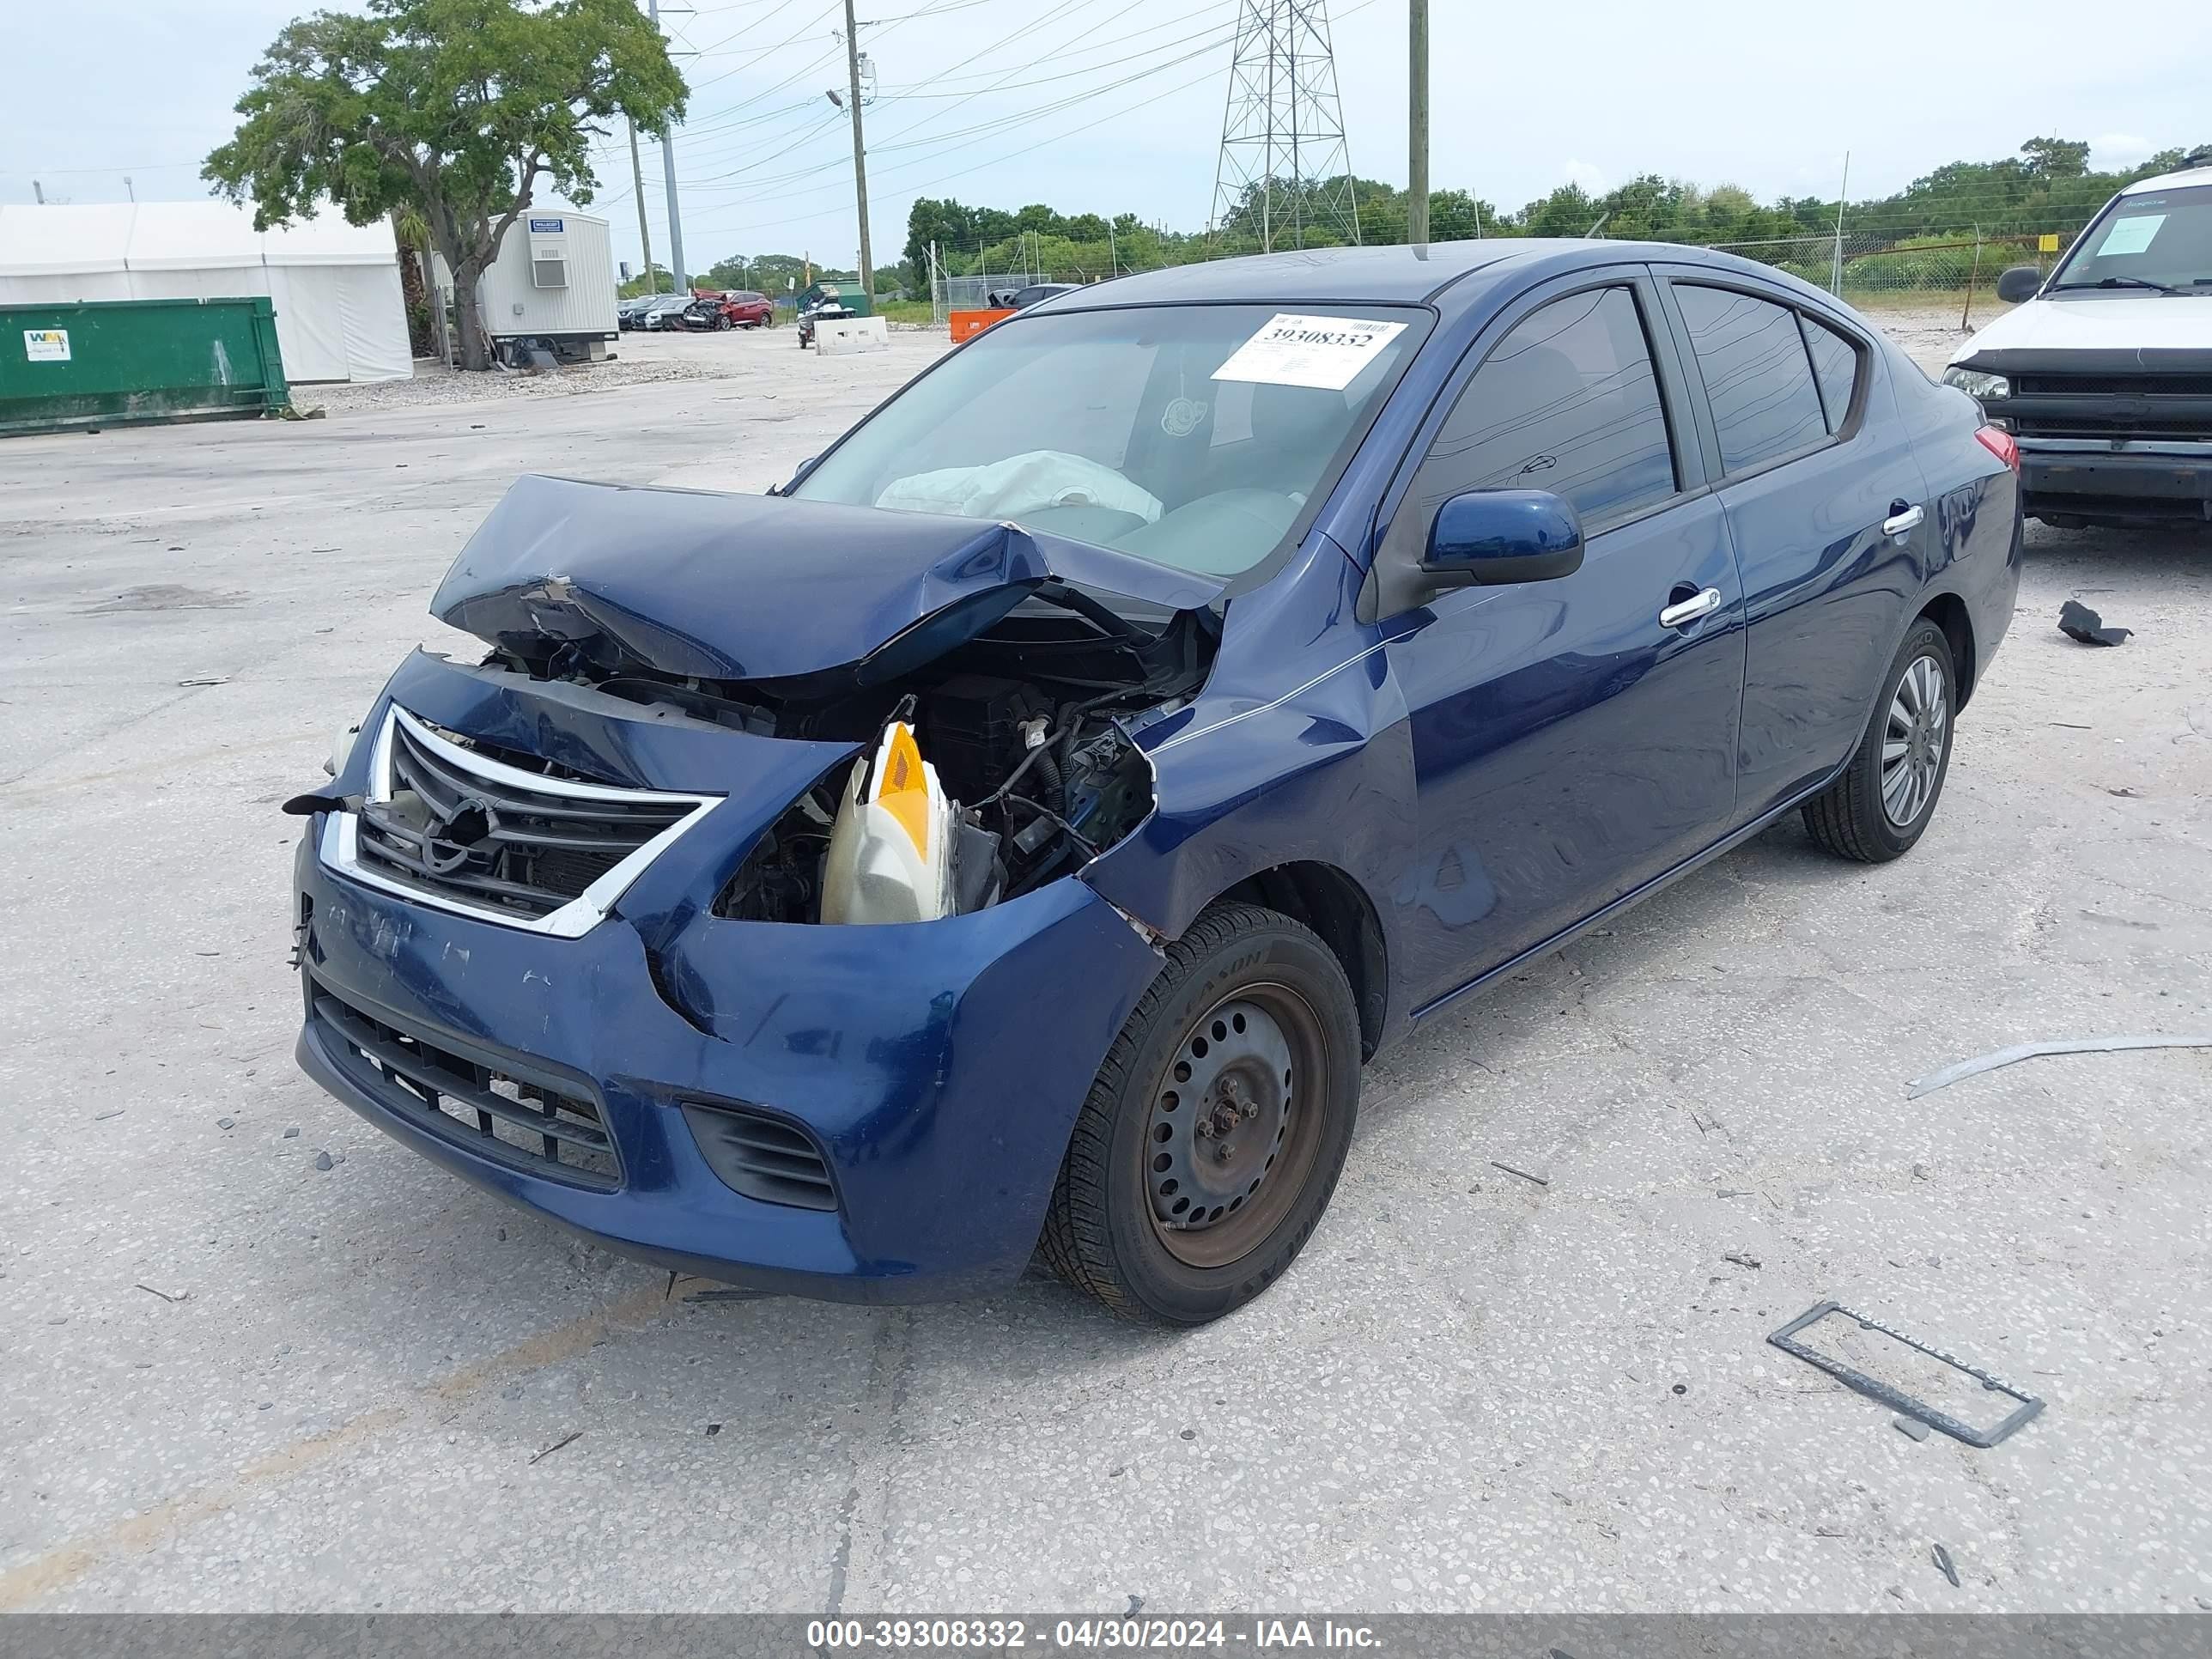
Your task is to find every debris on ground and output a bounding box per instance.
[1723,1252,1762,1269]
[528,1429,582,1465]
[313,1152,334,1171]
[1894,1416,1932,1442]
[1908,1034,2212,1098]
[2057,599,2131,646]
[94,1109,124,1121]
[133,1283,189,1304]
[177,675,230,687]
[1490,1160,1550,1187]
[283,1126,300,1139]
[217,1116,234,1130]
[1932,1542,1961,1587]
[705,1423,722,1437]
[1768,1301,2045,1448]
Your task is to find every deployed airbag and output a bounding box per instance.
[877,450,1164,526]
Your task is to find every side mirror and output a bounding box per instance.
[1425,489,1585,586]
[1995,265,2044,305]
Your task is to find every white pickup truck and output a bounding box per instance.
[1945,151,2212,529]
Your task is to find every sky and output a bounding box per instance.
[5,0,2210,283]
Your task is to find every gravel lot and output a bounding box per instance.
[2,322,2208,1614]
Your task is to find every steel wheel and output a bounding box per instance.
[1881,650,1949,828]
[1141,983,1328,1270]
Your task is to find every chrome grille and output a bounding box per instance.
[328,707,718,937]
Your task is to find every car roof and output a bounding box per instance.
[1034,239,1813,311]
[2120,162,2212,196]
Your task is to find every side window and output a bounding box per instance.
[1406,284,1678,538]
[1674,284,1829,473]
[1799,314,1861,433]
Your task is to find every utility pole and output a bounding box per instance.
[647,0,687,290]
[33,180,45,204]
[626,118,657,292]
[842,0,875,302]
[124,175,136,204]
[1831,150,1850,296]
[1407,0,1429,245]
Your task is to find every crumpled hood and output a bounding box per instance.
[432,474,1226,683]
[1951,293,2212,366]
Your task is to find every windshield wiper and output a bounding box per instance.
[2049,276,2181,295]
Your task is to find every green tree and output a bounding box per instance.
[2019,136,2093,179]
[204,0,686,369]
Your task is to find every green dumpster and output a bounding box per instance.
[799,281,872,318]
[0,296,289,438]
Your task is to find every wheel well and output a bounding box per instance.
[1919,592,1977,708]
[1220,862,1388,1060]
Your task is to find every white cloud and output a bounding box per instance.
[2090,132,2154,167]
[1561,159,1609,196]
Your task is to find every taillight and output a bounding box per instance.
[1975,424,2020,472]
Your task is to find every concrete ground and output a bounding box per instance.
[2,325,2208,1614]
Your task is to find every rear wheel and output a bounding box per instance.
[1802,617,1956,861]
[1039,903,1360,1325]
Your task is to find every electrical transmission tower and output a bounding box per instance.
[1209,0,1362,253]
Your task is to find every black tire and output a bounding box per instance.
[1038,902,1361,1325]
[1802,617,1957,862]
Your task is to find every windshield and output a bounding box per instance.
[2051,183,2212,292]
[791,302,1427,579]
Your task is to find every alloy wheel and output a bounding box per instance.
[1881,651,1949,828]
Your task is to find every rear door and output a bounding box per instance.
[1375,271,1748,1012]
[1653,272,1930,821]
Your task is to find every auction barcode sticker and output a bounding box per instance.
[1211,313,1407,391]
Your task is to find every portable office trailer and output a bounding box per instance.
[441,211,618,363]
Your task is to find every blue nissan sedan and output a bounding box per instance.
[290,240,2021,1324]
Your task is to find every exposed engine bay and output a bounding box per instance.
[477,584,1214,925]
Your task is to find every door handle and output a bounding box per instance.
[1658,586,1723,629]
[1882,503,1925,536]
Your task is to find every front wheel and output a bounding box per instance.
[1802,617,1956,861]
[1039,903,1361,1325]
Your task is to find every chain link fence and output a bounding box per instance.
[929,270,1071,325]
[1695,229,2079,320]
[921,216,2100,330]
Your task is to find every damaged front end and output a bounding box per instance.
[411,473,1219,927]
[290,476,1224,1297]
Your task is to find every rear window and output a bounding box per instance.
[1674,284,1829,474]
[1799,315,1862,432]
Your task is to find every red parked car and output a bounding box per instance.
[687,289,774,330]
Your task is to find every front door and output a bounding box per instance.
[1376,276,1748,1013]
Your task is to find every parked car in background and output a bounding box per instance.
[616,295,662,331]
[290,240,2020,1327]
[988,283,1079,310]
[637,295,694,332]
[677,297,732,331]
[1946,149,2212,529]
[714,290,775,329]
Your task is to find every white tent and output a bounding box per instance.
[0,202,413,383]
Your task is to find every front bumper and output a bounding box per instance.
[2018,443,2212,522]
[290,664,1164,1303]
